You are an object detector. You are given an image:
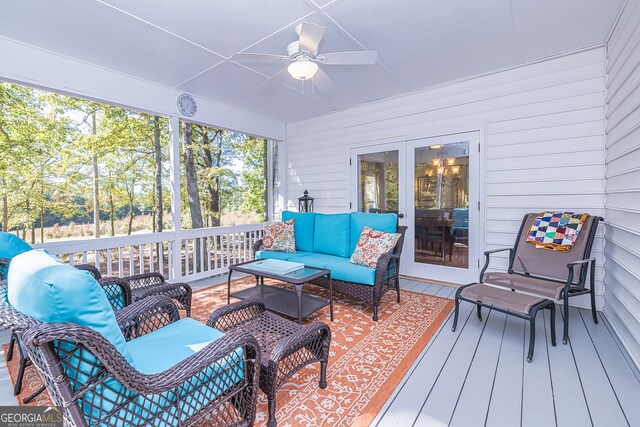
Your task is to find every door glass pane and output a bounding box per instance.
[357,150,399,213]
[414,142,469,268]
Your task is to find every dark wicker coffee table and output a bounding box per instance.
[208,300,331,427]
[227,259,333,324]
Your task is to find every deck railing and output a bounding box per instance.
[33,223,264,282]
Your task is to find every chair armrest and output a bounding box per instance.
[253,239,263,255]
[375,252,400,270]
[480,248,514,282]
[207,299,265,330]
[484,248,513,256]
[23,322,261,396]
[133,281,192,301]
[0,257,10,281]
[567,257,596,268]
[98,277,133,309]
[116,295,180,340]
[124,272,165,289]
[74,263,102,280]
[270,321,331,366]
[565,257,597,291]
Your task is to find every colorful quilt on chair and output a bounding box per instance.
[526,211,589,252]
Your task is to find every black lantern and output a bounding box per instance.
[298,190,314,212]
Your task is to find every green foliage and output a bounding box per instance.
[0,81,267,241]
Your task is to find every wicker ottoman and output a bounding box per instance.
[453,283,556,362]
[208,300,331,427]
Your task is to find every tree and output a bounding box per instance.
[181,121,203,229]
[153,116,163,232]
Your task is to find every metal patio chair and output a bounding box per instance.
[480,213,603,344]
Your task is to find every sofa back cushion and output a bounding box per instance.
[349,212,397,255]
[7,249,134,364]
[0,232,32,260]
[313,213,351,257]
[282,211,316,252]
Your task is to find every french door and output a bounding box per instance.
[349,131,480,284]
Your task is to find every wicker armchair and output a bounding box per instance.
[75,264,193,316]
[0,284,261,427]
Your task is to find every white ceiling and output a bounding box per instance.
[0,0,624,123]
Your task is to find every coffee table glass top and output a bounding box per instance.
[230,259,328,283]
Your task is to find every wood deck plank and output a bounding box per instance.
[449,310,508,427]
[413,305,492,426]
[375,304,474,427]
[545,310,592,427]
[521,308,556,427]
[579,309,640,425]
[568,307,629,427]
[484,316,526,427]
[422,283,446,296]
[410,282,435,294]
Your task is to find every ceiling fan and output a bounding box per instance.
[231,22,378,92]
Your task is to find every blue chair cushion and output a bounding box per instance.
[349,212,397,255]
[314,213,351,258]
[74,318,244,426]
[0,232,32,260]
[7,249,134,363]
[127,318,241,376]
[282,211,316,252]
[128,318,245,426]
[451,208,469,230]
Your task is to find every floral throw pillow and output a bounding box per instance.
[350,226,400,268]
[260,219,296,253]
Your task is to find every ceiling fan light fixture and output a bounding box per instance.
[287,58,319,80]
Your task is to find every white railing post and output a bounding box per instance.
[169,116,182,280]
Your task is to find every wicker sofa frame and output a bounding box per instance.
[209,300,331,427]
[0,284,261,427]
[253,225,407,321]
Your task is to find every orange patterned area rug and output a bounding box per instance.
[4,277,453,426]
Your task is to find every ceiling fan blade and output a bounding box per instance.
[232,53,289,62]
[298,22,325,54]
[258,67,291,90]
[317,51,378,65]
[313,68,335,93]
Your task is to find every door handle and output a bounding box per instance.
[398,213,405,219]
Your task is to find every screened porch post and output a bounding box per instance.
[169,116,182,280]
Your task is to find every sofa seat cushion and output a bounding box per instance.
[349,212,397,255]
[297,253,376,286]
[256,250,313,262]
[0,232,32,260]
[322,256,376,286]
[282,211,316,252]
[7,249,134,363]
[314,213,351,258]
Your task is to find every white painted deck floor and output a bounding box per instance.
[373,278,640,427]
[1,276,639,427]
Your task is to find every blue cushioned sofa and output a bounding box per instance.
[254,211,407,321]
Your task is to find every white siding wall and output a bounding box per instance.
[286,47,606,309]
[604,0,640,367]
